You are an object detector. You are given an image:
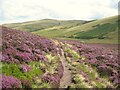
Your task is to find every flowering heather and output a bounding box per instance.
[15,52,32,63]
[41,61,64,87]
[62,40,119,88]
[2,26,61,63]
[2,75,21,88]
[20,64,31,73]
[1,26,63,88]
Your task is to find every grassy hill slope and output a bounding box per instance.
[33,15,119,44]
[4,19,87,32]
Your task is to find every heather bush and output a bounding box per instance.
[2,27,61,64]
[15,52,32,63]
[41,73,60,87]
[2,75,22,88]
[72,74,92,88]
[64,46,80,60]
[41,61,63,87]
[20,64,31,73]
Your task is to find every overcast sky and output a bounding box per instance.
[0,0,119,24]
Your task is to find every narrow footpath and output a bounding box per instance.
[59,49,72,88]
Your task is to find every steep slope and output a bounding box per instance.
[4,19,86,32]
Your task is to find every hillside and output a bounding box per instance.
[1,26,119,88]
[4,19,87,32]
[1,26,64,88]
[33,15,119,44]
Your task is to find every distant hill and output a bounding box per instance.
[33,16,119,44]
[4,15,119,44]
[4,19,87,32]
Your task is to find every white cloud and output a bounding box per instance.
[0,0,119,24]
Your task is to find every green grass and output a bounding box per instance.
[4,19,86,32]
[34,15,118,44]
[74,22,117,39]
[58,37,118,44]
[2,62,43,81]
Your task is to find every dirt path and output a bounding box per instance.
[59,49,72,88]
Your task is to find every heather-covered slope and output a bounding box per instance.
[58,40,119,88]
[1,26,64,88]
[1,26,119,88]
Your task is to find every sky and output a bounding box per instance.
[0,0,119,24]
